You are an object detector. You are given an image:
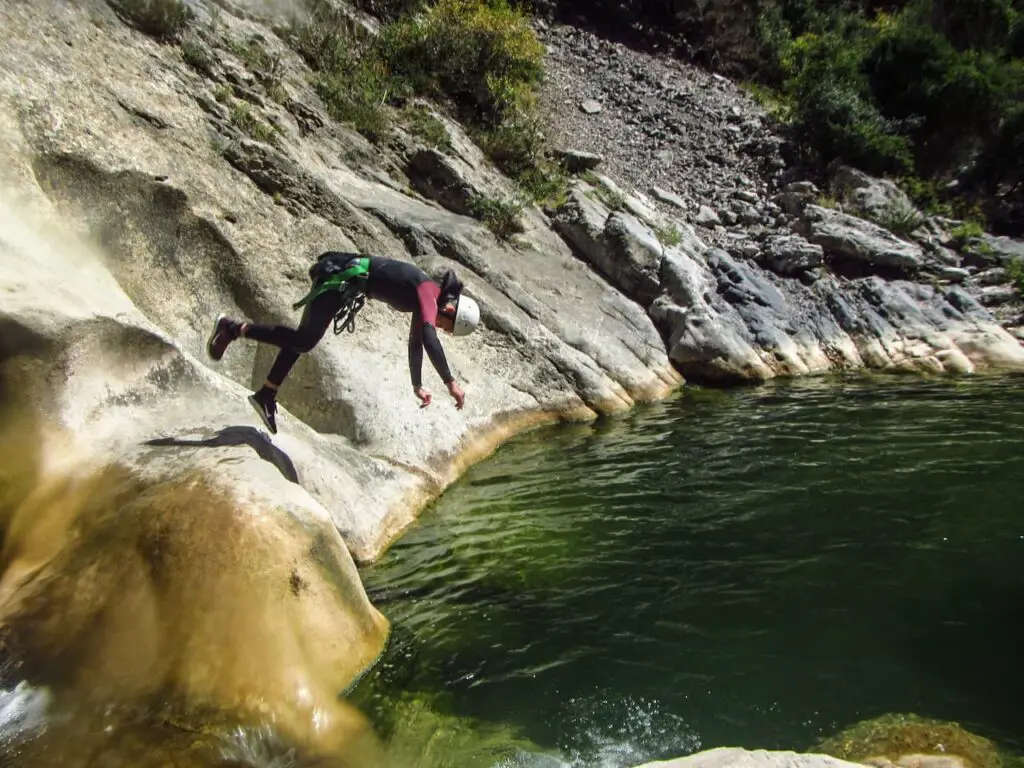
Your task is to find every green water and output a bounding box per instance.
[353,376,1024,767]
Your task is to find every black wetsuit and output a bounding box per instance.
[243,253,454,390]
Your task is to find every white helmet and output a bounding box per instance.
[452,294,480,336]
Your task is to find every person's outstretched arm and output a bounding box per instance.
[409,284,465,409]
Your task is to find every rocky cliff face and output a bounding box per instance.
[536,21,1024,381]
[1,0,1022,764]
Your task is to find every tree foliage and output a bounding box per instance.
[755,0,1024,232]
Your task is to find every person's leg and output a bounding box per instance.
[244,290,343,397]
[207,290,343,364]
[206,291,343,433]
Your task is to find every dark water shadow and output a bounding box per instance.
[144,426,299,484]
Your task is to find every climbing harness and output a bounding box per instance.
[332,288,365,335]
[292,254,371,334]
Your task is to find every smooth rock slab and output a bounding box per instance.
[633,747,867,768]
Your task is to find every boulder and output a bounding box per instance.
[975,267,1009,286]
[552,186,665,306]
[738,204,762,226]
[979,285,1018,306]
[552,147,603,171]
[830,165,921,226]
[964,234,1024,266]
[763,234,825,276]
[800,205,924,271]
[935,266,971,283]
[407,148,476,216]
[650,186,690,211]
[695,205,722,228]
[773,180,819,217]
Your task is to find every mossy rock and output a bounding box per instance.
[815,713,1011,768]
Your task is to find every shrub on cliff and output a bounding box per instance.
[380,0,545,127]
[108,0,193,41]
[286,0,392,140]
[287,0,562,205]
[1009,258,1024,299]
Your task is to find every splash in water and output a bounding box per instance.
[0,682,50,752]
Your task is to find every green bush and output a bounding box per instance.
[582,173,626,211]
[950,219,986,243]
[379,0,545,127]
[230,102,279,145]
[469,195,525,239]
[1008,258,1024,298]
[516,162,570,210]
[875,199,926,237]
[228,36,284,84]
[108,0,193,41]
[865,10,1017,176]
[285,0,391,141]
[655,224,684,247]
[403,103,452,150]
[316,59,392,141]
[180,36,212,73]
[213,84,233,104]
[283,0,561,201]
[755,0,1024,234]
[774,19,913,174]
[349,0,424,21]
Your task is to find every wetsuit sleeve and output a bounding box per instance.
[409,281,453,388]
[408,313,454,387]
[423,324,454,384]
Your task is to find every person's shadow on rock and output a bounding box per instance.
[144,426,299,484]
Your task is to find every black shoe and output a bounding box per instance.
[207,314,241,361]
[248,392,278,434]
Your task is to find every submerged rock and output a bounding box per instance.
[814,713,1008,768]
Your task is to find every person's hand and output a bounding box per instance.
[447,380,465,410]
[414,386,432,408]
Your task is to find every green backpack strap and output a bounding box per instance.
[292,257,370,310]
